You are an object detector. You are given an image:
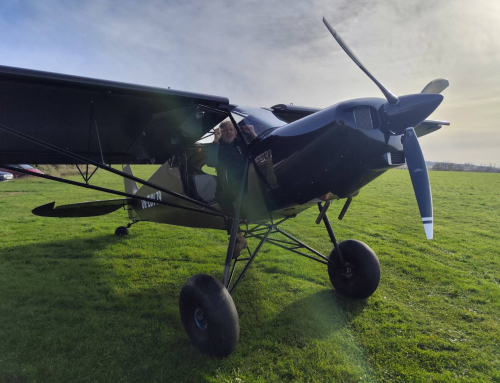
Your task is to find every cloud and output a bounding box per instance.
[1,0,499,163]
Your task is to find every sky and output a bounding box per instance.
[1,0,499,165]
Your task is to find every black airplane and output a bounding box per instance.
[0,18,449,357]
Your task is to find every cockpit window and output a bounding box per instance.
[197,106,287,144]
[232,106,286,137]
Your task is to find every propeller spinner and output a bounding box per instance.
[323,17,446,239]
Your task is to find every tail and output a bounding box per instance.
[122,165,139,221]
[123,165,138,195]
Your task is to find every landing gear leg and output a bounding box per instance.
[180,159,249,357]
[222,159,250,287]
[317,202,344,264]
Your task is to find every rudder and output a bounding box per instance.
[123,165,139,221]
[123,165,138,195]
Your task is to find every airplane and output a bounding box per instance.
[0,18,449,357]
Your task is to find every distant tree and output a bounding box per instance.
[432,162,464,171]
[435,162,500,173]
[432,162,445,171]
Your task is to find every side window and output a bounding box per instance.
[181,145,218,204]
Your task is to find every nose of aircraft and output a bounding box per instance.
[383,93,443,135]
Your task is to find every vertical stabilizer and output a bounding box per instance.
[123,165,138,195]
[123,165,138,221]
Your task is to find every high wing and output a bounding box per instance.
[271,104,449,137]
[271,104,320,123]
[0,65,230,164]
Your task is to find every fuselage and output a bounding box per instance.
[133,93,442,227]
[251,98,394,210]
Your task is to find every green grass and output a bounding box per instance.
[0,169,499,382]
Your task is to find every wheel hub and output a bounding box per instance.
[194,307,208,331]
[342,262,353,278]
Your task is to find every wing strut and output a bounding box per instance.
[90,101,105,165]
[0,164,228,218]
[77,101,106,184]
[0,123,226,216]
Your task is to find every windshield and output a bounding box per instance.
[197,106,287,144]
[232,106,286,137]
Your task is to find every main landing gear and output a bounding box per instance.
[179,274,239,357]
[328,239,380,299]
[318,201,381,299]
[179,199,381,357]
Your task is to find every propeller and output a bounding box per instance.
[323,17,445,239]
[421,79,449,94]
[322,18,399,105]
[403,127,433,239]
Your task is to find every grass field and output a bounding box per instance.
[0,169,499,382]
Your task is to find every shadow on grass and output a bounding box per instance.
[0,234,230,382]
[251,290,368,349]
[225,283,375,381]
[0,234,372,382]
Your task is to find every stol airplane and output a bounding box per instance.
[0,19,449,357]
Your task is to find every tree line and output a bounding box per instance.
[432,162,500,173]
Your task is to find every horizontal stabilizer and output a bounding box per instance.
[32,198,133,217]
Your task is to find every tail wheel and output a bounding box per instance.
[114,226,129,236]
[328,239,380,299]
[179,274,239,357]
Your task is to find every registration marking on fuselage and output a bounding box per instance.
[141,191,162,209]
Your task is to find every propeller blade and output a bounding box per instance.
[403,127,433,239]
[421,79,449,94]
[323,17,399,105]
